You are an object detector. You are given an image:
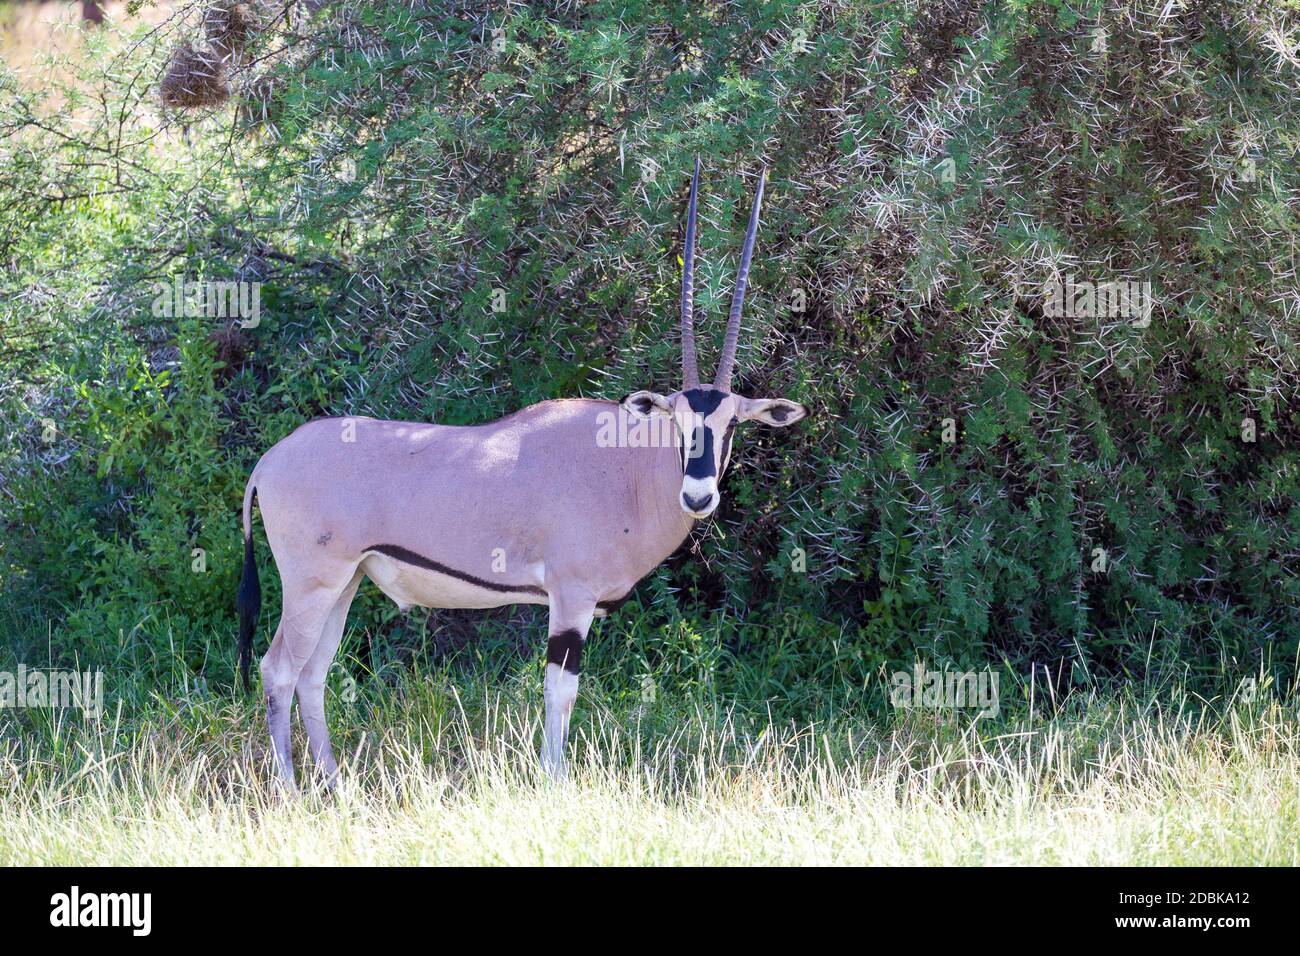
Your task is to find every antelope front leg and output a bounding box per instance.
[542,591,595,781]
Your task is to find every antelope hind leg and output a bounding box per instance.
[294,569,363,787]
[260,580,350,792]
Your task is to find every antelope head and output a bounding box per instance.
[624,159,808,519]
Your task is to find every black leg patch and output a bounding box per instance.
[547,629,584,675]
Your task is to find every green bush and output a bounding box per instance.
[1,0,1297,720]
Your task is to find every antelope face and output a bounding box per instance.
[623,386,807,518]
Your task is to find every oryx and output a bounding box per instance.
[236,160,808,785]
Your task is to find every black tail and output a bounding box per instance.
[236,489,261,694]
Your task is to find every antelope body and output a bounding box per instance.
[237,161,807,784]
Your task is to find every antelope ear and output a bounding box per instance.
[622,390,674,420]
[738,397,808,427]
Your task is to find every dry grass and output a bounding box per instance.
[1,684,1297,865]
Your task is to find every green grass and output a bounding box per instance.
[2,662,1297,865]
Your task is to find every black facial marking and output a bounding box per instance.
[720,419,737,475]
[684,420,717,478]
[769,403,792,422]
[366,543,547,596]
[669,390,730,476]
[547,628,584,674]
[682,387,727,415]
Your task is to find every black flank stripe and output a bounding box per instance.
[366,543,547,596]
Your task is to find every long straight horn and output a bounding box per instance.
[714,166,766,389]
[680,157,701,388]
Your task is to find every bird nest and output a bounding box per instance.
[204,2,260,62]
[159,43,230,109]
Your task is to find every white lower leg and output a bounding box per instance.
[294,575,360,786]
[542,663,579,779]
[297,679,339,784]
[261,671,298,791]
[541,594,593,780]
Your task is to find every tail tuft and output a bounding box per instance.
[236,487,261,694]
